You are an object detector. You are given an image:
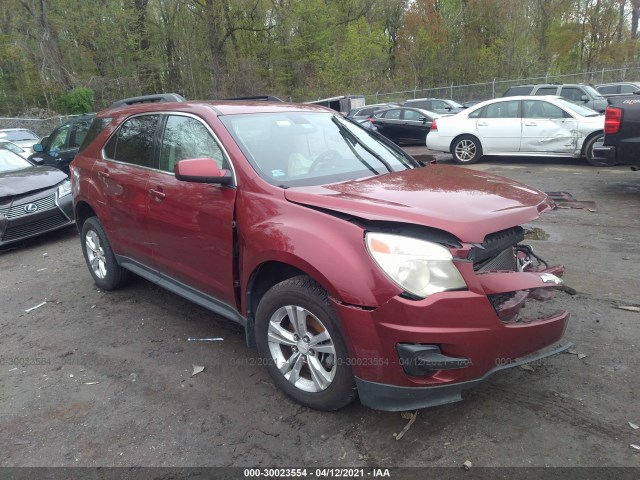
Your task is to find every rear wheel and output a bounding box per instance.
[451,135,482,164]
[81,217,132,290]
[255,275,357,411]
[584,133,616,166]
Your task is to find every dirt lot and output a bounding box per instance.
[1,151,639,469]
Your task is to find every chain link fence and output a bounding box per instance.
[0,115,78,139]
[366,66,640,105]
[2,66,640,131]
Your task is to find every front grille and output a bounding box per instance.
[2,211,70,241]
[0,193,57,219]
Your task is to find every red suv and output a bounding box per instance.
[71,99,573,411]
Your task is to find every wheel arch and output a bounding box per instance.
[449,133,483,155]
[581,130,604,156]
[75,200,97,231]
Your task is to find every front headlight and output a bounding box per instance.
[57,179,72,198]
[365,232,467,298]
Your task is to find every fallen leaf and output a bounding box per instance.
[192,365,205,377]
[629,422,639,430]
[463,460,472,470]
[577,354,587,360]
[520,364,535,372]
[630,444,640,451]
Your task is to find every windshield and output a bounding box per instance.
[555,98,601,117]
[0,150,32,173]
[0,141,25,154]
[220,112,418,187]
[0,129,38,142]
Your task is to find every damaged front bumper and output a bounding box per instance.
[333,241,574,411]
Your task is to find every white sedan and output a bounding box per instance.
[426,95,607,166]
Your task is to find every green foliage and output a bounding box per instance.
[59,88,94,114]
[0,0,638,114]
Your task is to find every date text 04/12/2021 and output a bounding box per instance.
[243,468,391,477]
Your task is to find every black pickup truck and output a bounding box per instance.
[592,91,640,167]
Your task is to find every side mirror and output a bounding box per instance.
[33,144,44,153]
[30,156,44,165]
[581,95,588,102]
[175,158,233,185]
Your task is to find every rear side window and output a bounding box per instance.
[380,109,401,119]
[534,87,557,96]
[597,85,618,95]
[404,100,429,109]
[78,118,111,153]
[503,86,534,96]
[620,84,639,94]
[484,101,520,118]
[104,115,159,168]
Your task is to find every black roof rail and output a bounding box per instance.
[224,95,284,102]
[110,93,186,108]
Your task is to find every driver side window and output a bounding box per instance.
[49,125,70,151]
[159,115,227,173]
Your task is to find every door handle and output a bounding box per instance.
[477,121,488,126]
[524,122,537,126]
[97,170,110,179]
[148,188,166,200]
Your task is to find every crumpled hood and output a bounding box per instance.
[284,165,553,243]
[0,166,67,198]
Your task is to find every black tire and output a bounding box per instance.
[81,216,132,290]
[584,133,617,166]
[451,135,482,164]
[255,275,357,411]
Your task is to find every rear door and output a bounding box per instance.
[520,99,578,154]
[145,114,237,306]
[475,100,522,153]
[95,114,160,265]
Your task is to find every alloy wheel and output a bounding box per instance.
[85,230,107,279]
[455,139,476,162]
[267,305,337,393]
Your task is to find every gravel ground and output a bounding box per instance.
[1,150,639,469]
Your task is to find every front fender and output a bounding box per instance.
[237,190,402,309]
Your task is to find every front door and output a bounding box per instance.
[520,100,578,154]
[146,114,237,306]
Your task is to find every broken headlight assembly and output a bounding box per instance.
[365,232,467,298]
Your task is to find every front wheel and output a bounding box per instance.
[584,133,617,166]
[255,276,357,411]
[451,135,482,164]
